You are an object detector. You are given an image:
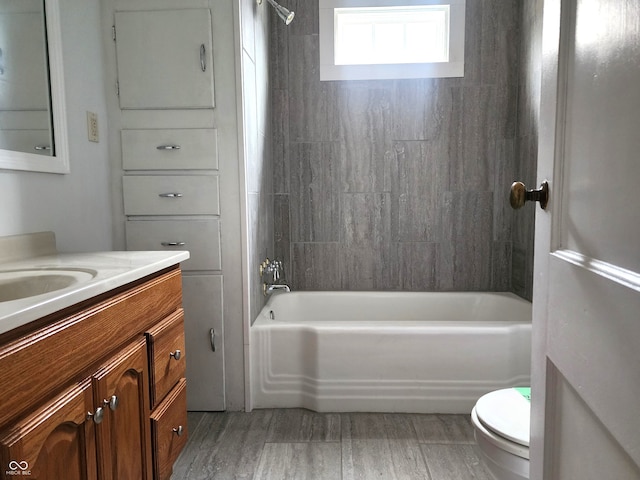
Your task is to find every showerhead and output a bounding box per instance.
[260,0,295,25]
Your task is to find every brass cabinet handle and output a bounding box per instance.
[510,180,549,210]
[169,349,182,361]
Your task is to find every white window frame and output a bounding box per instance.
[319,0,466,81]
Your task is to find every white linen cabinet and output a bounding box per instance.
[113,8,226,411]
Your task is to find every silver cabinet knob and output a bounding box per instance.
[172,425,184,436]
[169,350,182,361]
[87,407,104,424]
[104,395,119,411]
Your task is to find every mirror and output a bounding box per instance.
[0,0,69,173]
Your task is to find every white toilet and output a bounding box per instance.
[470,388,531,480]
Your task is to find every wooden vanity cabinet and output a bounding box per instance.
[0,266,187,480]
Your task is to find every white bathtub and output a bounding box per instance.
[250,291,531,414]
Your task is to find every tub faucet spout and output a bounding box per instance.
[265,284,291,295]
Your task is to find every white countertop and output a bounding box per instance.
[0,250,189,336]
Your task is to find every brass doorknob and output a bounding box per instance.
[510,180,549,210]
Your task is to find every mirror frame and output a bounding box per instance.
[0,0,69,174]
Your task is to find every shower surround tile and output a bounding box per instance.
[395,242,439,291]
[274,194,290,275]
[289,142,341,242]
[291,243,340,290]
[338,84,394,193]
[448,86,500,192]
[341,193,391,246]
[339,243,399,291]
[272,89,290,194]
[440,192,494,290]
[271,0,535,297]
[389,141,447,242]
[288,35,339,143]
[392,80,454,141]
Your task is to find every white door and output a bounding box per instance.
[530,0,640,478]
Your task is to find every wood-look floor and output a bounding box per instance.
[171,409,493,480]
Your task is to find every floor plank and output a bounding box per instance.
[171,410,493,480]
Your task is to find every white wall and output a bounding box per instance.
[0,0,112,253]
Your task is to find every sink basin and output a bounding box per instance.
[0,268,97,302]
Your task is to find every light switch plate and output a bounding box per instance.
[87,111,99,143]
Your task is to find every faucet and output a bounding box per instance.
[260,258,291,296]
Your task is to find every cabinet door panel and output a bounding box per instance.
[115,9,214,109]
[0,379,97,480]
[93,338,152,480]
[182,275,225,410]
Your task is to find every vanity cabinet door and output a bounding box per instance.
[114,9,214,109]
[0,379,98,480]
[92,338,152,480]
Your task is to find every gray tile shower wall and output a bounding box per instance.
[271,0,539,296]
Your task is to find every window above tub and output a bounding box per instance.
[319,0,466,81]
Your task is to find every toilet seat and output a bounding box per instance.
[472,388,531,459]
[471,407,529,460]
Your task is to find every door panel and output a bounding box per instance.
[532,0,640,478]
[114,9,214,109]
[182,274,225,411]
[0,379,97,480]
[546,370,640,479]
[93,338,152,480]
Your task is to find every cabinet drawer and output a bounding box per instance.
[121,129,218,170]
[126,219,221,271]
[146,310,186,408]
[150,378,188,480]
[123,175,219,215]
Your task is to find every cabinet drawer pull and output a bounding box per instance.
[156,144,181,150]
[210,328,216,352]
[34,145,51,151]
[87,407,104,424]
[158,193,183,198]
[200,44,206,72]
[161,241,186,247]
[104,395,119,411]
[172,425,184,437]
[169,349,182,361]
